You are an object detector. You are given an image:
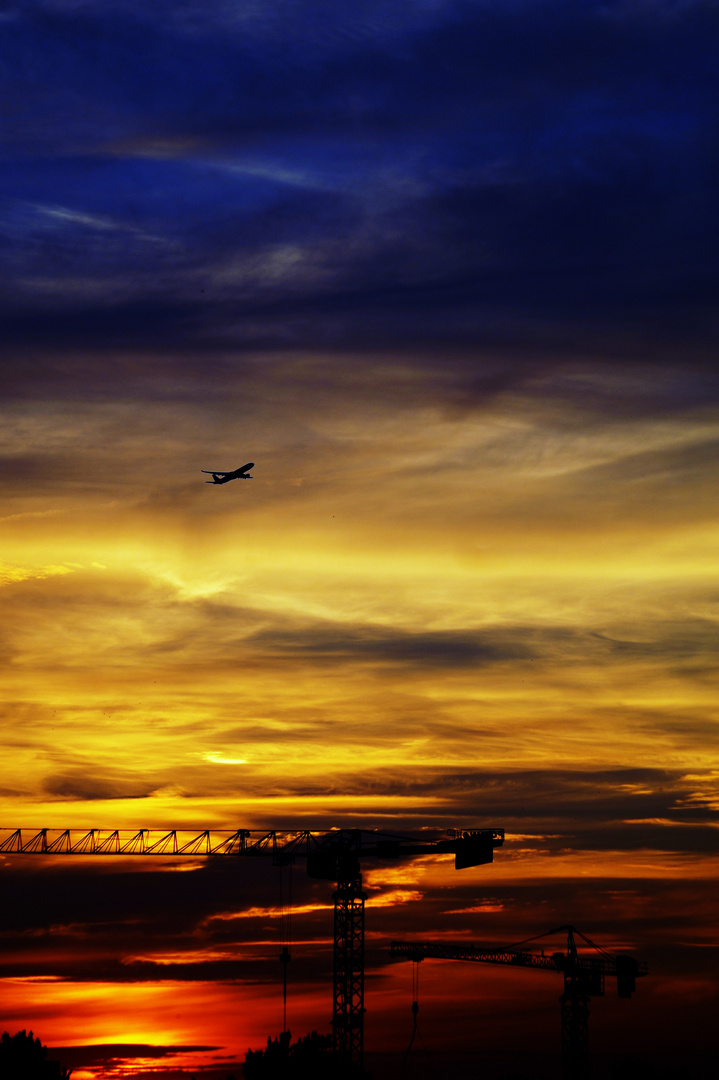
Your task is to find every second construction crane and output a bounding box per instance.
[391,925,647,1077]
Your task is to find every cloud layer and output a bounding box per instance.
[2,1,718,361]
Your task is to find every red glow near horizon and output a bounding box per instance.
[4,977,333,1077]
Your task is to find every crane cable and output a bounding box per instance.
[403,958,420,1065]
[495,924,615,962]
[279,863,292,1034]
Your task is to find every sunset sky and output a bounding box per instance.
[2,1,719,1077]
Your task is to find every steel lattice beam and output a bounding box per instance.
[391,940,559,971]
[0,828,312,858]
[0,827,503,864]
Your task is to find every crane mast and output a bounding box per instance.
[1,826,504,1072]
[391,925,647,1079]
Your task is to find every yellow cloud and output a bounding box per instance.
[0,562,73,586]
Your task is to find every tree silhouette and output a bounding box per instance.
[243,1030,339,1079]
[0,1030,72,1080]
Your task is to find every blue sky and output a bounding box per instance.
[2,0,718,362]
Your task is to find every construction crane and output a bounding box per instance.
[391,925,647,1078]
[1,825,503,1073]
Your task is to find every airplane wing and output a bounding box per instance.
[201,470,230,475]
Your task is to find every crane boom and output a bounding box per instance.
[392,940,559,971]
[0,827,503,868]
[390,935,647,992]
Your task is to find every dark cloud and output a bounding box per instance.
[1,2,717,362]
[52,1045,217,1066]
[189,613,719,678]
[43,768,163,801]
[48,1045,227,1080]
[0,452,97,488]
[590,620,719,661]
[15,566,717,677]
[563,437,719,495]
[246,623,534,667]
[15,764,719,851]
[304,765,719,837]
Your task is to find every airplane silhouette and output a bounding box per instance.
[202,462,254,484]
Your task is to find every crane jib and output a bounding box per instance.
[0,826,504,863]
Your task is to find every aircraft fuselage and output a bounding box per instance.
[202,462,254,484]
